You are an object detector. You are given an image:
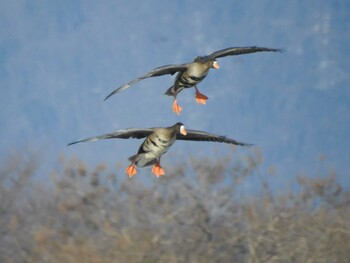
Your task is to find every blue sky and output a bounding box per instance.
[1,0,350,191]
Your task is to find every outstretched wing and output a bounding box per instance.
[67,128,154,146]
[176,129,252,146]
[104,64,188,100]
[206,46,285,60]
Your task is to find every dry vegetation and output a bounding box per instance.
[1,150,349,263]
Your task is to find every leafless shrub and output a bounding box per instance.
[0,150,349,262]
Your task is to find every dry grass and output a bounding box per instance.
[0,150,349,263]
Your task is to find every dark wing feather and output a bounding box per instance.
[176,129,252,146]
[206,46,285,60]
[67,128,154,146]
[104,64,188,100]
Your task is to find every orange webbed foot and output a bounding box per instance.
[195,90,208,105]
[125,163,137,177]
[172,99,182,115]
[152,163,165,177]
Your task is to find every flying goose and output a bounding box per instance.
[104,46,284,115]
[67,122,251,177]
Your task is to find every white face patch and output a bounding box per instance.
[213,61,219,69]
[180,125,187,135]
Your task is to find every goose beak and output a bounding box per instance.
[180,125,187,135]
[213,61,220,69]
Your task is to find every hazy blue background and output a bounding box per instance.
[1,0,349,191]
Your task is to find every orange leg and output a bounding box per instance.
[172,98,182,115]
[194,86,208,105]
[152,162,165,177]
[125,163,137,177]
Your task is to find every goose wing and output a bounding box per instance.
[67,128,154,146]
[176,129,252,146]
[104,64,188,100]
[205,46,284,61]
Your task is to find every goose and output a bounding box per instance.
[104,46,284,115]
[67,122,251,177]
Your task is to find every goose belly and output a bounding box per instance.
[175,71,208,90]
[136,136,175,167]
